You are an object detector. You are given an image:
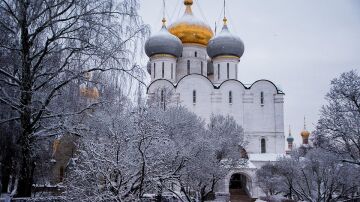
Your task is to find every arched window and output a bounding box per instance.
[153,63,156,78]
[229,91,232,104]
[171,63,173,79]
[193,90,196,104]
[201,61,203,75]
[261,138,266,153]
[195,51,197,57]
[260,91,264,105]
[187,60,190,74]
[162,62,164,78]
[227,63,230,79]
[217,64,220,80]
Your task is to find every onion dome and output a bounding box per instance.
[287,126,294,143]
[300,117,310,139]
[168,0,214,46]
[207,18,244,58]
[145,19,183,58]
[287,135,294,143]
[301,130,310,139]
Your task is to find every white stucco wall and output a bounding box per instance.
[148,76,285,155]
[176,44,208,80]
[212,56,240,84]
[149,55,177,83]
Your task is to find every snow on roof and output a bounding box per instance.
[249,153,285,162]
[246,160,257,169]
[169,12,211,29]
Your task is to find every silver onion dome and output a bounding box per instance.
[207,23,244,59]
[145,25,183,58]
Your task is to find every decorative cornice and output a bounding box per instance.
[151,54,177,59]
[147,74,285,95]
[213,55,240,61]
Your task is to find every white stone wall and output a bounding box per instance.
[212,56,239,84]
[176,44,208,80]
[149,55,177,82]
[148,75,285,154]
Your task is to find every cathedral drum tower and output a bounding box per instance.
[146,0,285,201]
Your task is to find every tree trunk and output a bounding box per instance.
[1,150,12,193]
[17,1,34,197]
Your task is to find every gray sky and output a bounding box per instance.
[138,0,360,145]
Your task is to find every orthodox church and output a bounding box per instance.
[145,0,287,200]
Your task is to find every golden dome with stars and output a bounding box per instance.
[168,0,214,46]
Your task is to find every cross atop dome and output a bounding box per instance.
[223,16,228,26]
[184,0,193,15]
[223,0,227,25]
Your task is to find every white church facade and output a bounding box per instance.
[145,0,285,200]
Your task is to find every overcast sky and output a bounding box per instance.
[138,0,360,145]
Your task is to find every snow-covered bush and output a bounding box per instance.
[257,147,360,201]
[63,105,245,201]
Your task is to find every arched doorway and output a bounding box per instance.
[229,173,252,202]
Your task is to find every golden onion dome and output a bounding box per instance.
[168,0,214,46]
[301,130,310,139]
[300,117,310,139]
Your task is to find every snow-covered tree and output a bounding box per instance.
[313,70,360,166]
[63,105,200,201]
[256,70,360,201]
[0,0,148,196]
[148,87,175,110]
[64,101,159,201]
[256,163,284,196]
[64,106,246,201]
[160,113,246,201]
[256,148,360,201]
